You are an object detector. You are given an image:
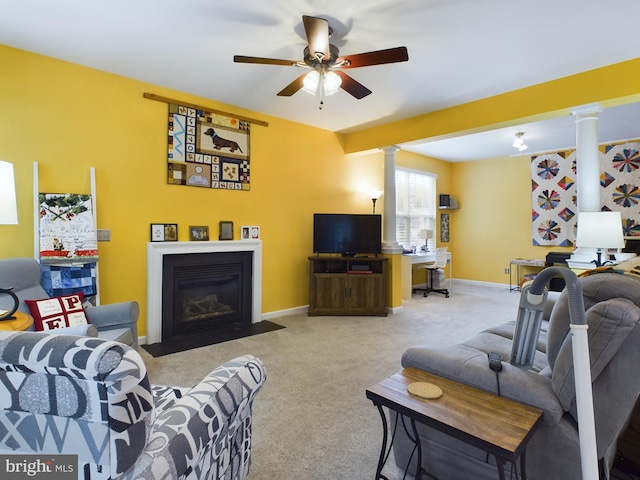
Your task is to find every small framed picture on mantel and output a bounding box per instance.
[219,221,234,240]
[241,226,260,240]
[151,223,178,242]
[189,226,209,241]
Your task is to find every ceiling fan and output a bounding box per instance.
[233,15,409,104]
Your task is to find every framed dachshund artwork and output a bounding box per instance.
[167,103,251,191]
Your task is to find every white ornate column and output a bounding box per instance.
[570,103,604,264]
[380,145,402,253]
[571,103,603,212]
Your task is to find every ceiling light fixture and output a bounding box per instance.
[302,67,342,109]
[513,132,528,151]
[302,70,342,97]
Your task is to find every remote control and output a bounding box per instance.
[488,352,503,372]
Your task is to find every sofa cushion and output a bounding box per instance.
[552,297,640,415]
[547,273,640,371]
[25,293,90,331]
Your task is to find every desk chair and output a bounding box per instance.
[415,247,450,298]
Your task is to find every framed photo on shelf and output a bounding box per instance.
[219,221,234,240]
[189,226,209,241]
[241,225,260,240]
[151,223,178,242]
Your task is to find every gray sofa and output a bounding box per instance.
[0,257,139,348]
[395,270,640,480]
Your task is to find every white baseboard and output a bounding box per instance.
[261,305,308,320]
[450,278,511,289]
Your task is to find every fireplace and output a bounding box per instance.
[162,252,252,342]
[146,241,262,345]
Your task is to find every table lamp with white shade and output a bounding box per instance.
[418,229,433,252]
[0,161,19,320]
[0,161,18,225]
[575,211,625,267]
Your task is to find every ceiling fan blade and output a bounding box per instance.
[277,73,307,97]
[302,15,330,60]
[234,55,297,67]
[338,46,409,69]
[334,71,372,99]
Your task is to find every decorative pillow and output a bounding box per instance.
[25,293,90,331]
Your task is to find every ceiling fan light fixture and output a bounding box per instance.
[302,70,320,95]
[302,70,342,97]
[513,131,528,151]
[323,70,342,96]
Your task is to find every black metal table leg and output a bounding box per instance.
[495,457,506,480]
[520,448,527,480]
[410,418,425,480]
[374,403,391,480]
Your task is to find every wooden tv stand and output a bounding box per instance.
[308,256,387,317]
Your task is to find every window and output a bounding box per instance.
[395,168,437,251]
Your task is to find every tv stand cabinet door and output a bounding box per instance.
[347,274,386,316]
[309,274,348,315]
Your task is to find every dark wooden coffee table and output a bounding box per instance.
[366,367,543,480]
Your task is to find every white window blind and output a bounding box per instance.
[395,168,437,251]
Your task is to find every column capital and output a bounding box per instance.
[380,145,400,155]
[570,103,603,117]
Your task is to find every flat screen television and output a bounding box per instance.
[313,213,382,256]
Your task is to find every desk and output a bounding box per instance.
[366,367,543,480]
[509,258,546,291]
[401,252,452,300]
[0,311,34,331]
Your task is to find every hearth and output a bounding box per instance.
[162,252,252,342]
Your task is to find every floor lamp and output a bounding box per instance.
[369,190,383,214]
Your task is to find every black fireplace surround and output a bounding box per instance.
[161,251,252,342]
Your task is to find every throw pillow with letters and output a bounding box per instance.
[25,293,90,331]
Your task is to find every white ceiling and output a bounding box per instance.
[2,0,640,161]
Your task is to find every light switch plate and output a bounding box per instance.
[97,229,111,242]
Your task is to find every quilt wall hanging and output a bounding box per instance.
[167,103,251,191]
[531,140,640,246]
[39,193,98,263]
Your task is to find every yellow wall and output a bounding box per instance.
[2,43,637,329]
[0,45,386,335]
[451,156,572,284]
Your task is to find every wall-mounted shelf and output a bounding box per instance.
[438,194,459,210]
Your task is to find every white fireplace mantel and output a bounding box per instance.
[146,240,262,344]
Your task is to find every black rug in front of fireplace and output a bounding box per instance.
[141,320,285,358]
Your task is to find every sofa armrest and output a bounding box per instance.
[402,344,564,424]
[85,301,139,329]
[124,355,267,480]
[46,324,98,337]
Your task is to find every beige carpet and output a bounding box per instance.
[140,281,520,480]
